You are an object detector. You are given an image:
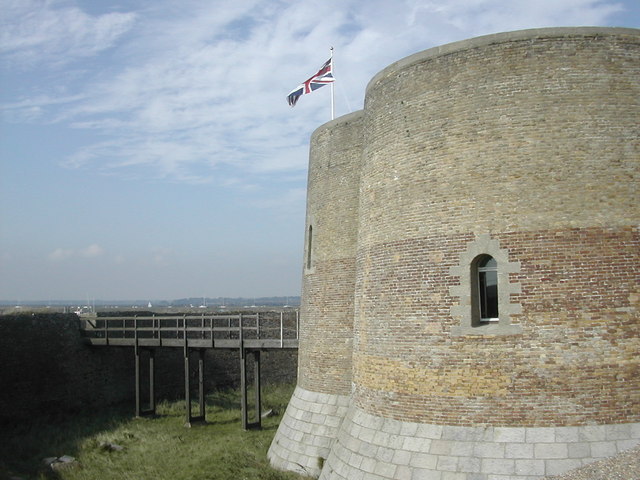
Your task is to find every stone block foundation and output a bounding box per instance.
[318,405,640,480]
[268,386,350,477]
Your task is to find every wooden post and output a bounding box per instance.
[135,345,155,417]
[198,349,205,419]
[153,314,157,340]
[240,314,248,430]
[135,343,141,417]
[240,350,262,430]
[254,350,261,428]
[184,317,191,426]
[149,348,156,415]
[240,352,248,429]
[134,316,141,417]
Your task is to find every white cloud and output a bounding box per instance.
[251,187,307,216]
[48,244,105,261]
[1,0,136,67]
[48,248,75,261]
[416,0,625,35]
[151,247,173,267]
[2,0,630,188]
[79,244,105,258]
[2,93,86,123]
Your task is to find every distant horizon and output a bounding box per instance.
[0,295,301,307]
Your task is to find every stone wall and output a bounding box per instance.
[0,313,297,422]
[320,407,640,480]
[268,111,364,475]
[298,111,364,395]
[354,26,640,427]
[270,26,640,479]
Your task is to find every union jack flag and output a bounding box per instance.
[287,58,334,107]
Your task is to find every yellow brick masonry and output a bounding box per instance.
[270,27,640,480]
[354,28,639,427]
[359,30,638,246]
[354,354,512,397]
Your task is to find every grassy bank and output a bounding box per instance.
[0,383,307,480]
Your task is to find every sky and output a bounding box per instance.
[1,0,638,302]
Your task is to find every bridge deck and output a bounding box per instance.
[87,337,299,349]
[81,312,299,350]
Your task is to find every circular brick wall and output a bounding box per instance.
[353,28,640,427]
[269,112,364,477]
[298,111,363,395]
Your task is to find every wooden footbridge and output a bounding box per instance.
[81,311,298,429]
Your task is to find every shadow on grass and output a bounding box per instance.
[0,383,297,480]
[206,388,242,411]
[0,402,134,480]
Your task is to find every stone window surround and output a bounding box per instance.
[450,234,522,336]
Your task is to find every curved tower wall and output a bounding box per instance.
[268,111,364,477]
[353,26,639,426]
[323,28,640,479]
[270,27,640,480]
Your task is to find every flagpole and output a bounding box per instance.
[330,46,335,120]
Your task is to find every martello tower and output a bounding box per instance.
[269,27,640,479]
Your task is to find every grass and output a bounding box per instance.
[0,383,308,480]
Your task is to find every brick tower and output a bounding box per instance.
[270,27,640,479]
[268,111,364,477]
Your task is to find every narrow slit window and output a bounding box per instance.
[477,255,498,321]
[306,225,313,270]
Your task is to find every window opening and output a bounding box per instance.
[477,255,498,321]
[449,234,522,336]
[306,225,313,270]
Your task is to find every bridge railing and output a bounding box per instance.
[81,311,299,346]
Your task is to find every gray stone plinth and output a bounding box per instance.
[268,386,350,477]
[318,405,640,480]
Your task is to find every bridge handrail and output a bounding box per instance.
[80,311,299,344]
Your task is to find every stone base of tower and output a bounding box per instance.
[268,385,350,478]
[319,405,640,480]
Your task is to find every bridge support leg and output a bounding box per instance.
[135,347,156,417]
[149,349,155,414]
[184,346,190,426]
[184,348,206,427]
[240,347,247,429]
[240,349,262,430]
[254,350,261,425]
[198,349,205,419]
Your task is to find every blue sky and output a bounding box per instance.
[1,0,638,302]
